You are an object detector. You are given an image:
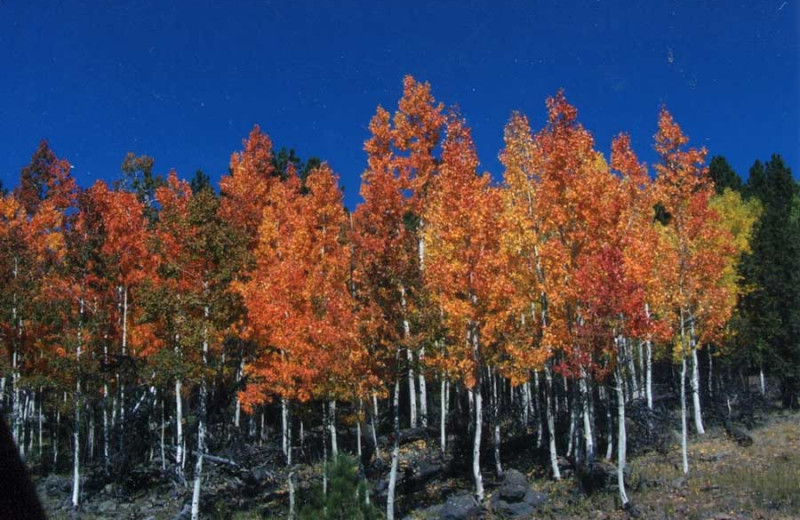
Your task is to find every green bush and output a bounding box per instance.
[298,454,382,520]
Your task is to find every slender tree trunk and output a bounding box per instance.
[680,310,689,474]
[760,366,766,396]
[286,401,295,520]
[645,340,653,410]
[544,365,560,480]
[176,378,183,472]
[260,412,266,445]
[103,340,110,475]
[12,351,20,451]
[38,388,43,458]
[161,397,166,470]
[356,399,363,460]
[644,304,654,409]
[12,257,21,451]
[386,377,400,520]
[626,338,639,400]
[566,388,576,457]
[329,400,338,457]
[580,369,594,468]
[190,300,210,520]
[491,368,502,477]
[26,393,33,455]
[602,386,613,461]
[54,394,62,469]
[88,405,94,461]
[637,340,645,397]
[406,349,417,428]
[72,293,85,509]
[322,403,328,499]
[234,358,244,428]
[370,394,380,460]
[534,371,543,448]
[689,315,705,435]
[440,376,447,456]
[614,364,629,507]
[120,286,127,438]
[472,383,485,501]
[281,397,289,459]
[707,347,714,398]
[72,381,81,508]
[419,348,427,428]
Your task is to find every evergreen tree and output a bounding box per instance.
[298,454,382,520]
[708,156,743,194]
[741,155,800,407]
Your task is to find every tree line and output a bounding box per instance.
[1,76,798,519]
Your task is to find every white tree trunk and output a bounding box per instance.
[440,377,447,455]
[689,319,705,435]
[12,350,20,451]
[88,404,94,461]
[260,412,266,445]
[103,339,110,475]
[72,294,84,509]
[580,370,594,467]
[760,366,766,395]
[544,365,560,479]
[329,399,338,457]
[400,285,417,429]
[120,287,127,432]
[602,386,613,460]
[38,388,43,457]
[11,258,21,450]
[286,402,295,520]
[190,301,210,520]
[176,379,183,471]
[472,385,485,501]
[281,397,289,459]
[645,340,653,410]
[322,404,328,499]
[370,395,380,460]
[615,365,629,507]
[680,310,689,474]
[567,390,576,457]
[356,400,363,460]
[419,347,427,428]
[534,371,543,448]
[387,378,400,520]
[491,369,502,477]
[72,381,81,508]
[637,340,645,397]
[626,338,639,400]
[407,349,417,429]
[161,398,166,470]
[234,359,244,428]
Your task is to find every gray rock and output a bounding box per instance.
[491,489,548,519]
[498,469,528,502]
[97,499,117,513]
[440,493,481,520]
[43,475,71,496]
[523,488,548,508]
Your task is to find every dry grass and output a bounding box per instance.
[537,410,800,519]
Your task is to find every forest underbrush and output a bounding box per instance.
[36,406,800,520]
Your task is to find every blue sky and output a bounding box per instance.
[1,0,797,209]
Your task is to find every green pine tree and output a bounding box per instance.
[709,155,744,194]
[298,454,382,520]
[740,155,800,407]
